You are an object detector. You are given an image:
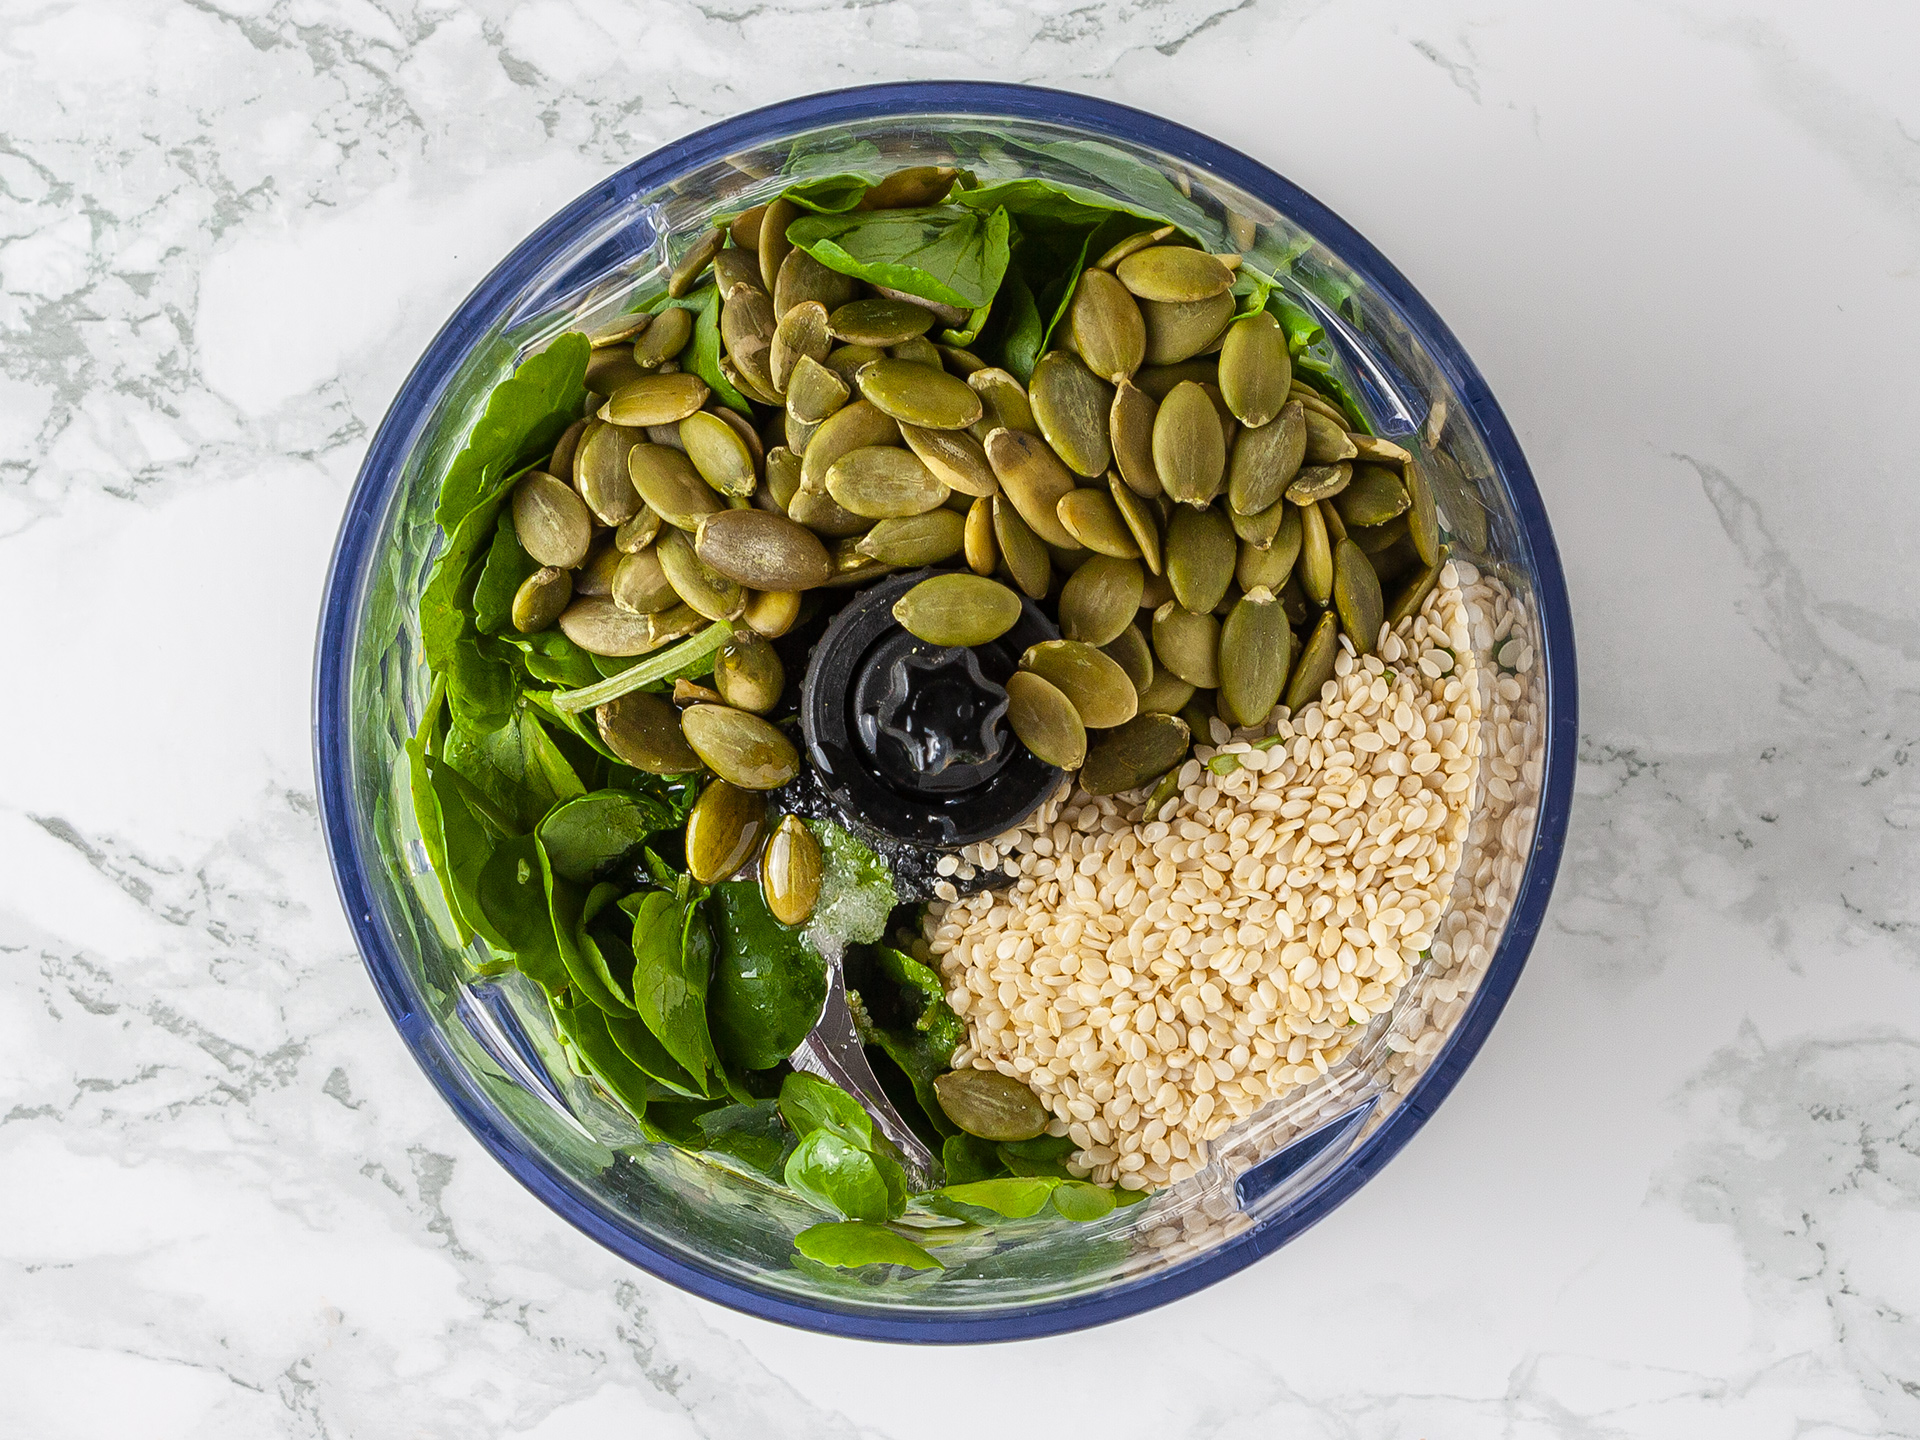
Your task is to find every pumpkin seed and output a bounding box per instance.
[964,496,998,575]
[769,300,829,395]
[685,779,768,884]
[677,411,756,499]
[1227,401,1306,515]
[1135,667,1195,715]
[1020,640,1137,729]
[1053,554,1142,648]
[757,196,797,293]
[1164,504,1236,614]
[1319,496,1348,544]
[1134,358,1218,398]
[1349,511,1409,555]
[1069,267,1146,382]
[1404,457,1441,565]
[1152,381,1225,505]
[1101,622,1154,696]
[1151,601,1221,689]
[549,415,590,483]
[512,471,592,568]
[855,358,984,430]
[785,354,850,426]
[774,245,857,318]
[760,446,801,514]
[728,206,764,250]
[610,546,678,615]
[656,527,745,622]
[1230,494,1290,549]
[967,367,1039,442]
[1286,462,1351,505]
[713,631,785,714]
[713,245,762,297]
[787,473,872,539]
[933,1068,1049,1142]
[826,445,947,518]
[1141,764,1184,820]
[889,334,943,368]
[628,444,727,531]
[984,428,1079,548]
[1139,566,1174,613]
[742,587,803,638]
[1109,378,1163,498]
[1303,408,1359,464]
[1217,310,1291,428]
[633,306,693,369]
[1003,670,1087,771]
[1351,432,1413,466]
[721,283,780,397]
[668,226,726,298]
[1369,532,1423,589]
[1028,351,1114,478]
[1080,712,1192,795]
[1332,538,1384,654]
[560,595,666,656]
[1298,499,1333,607]
[760,814,823,926]
[602,372,711,427]
[1093,223,1176,271]
[1115,244,1234,302]
[992,496,1052,599]
[798,399,902,496]
[680,704,799,790]
[824,343,890,386]
[1386,548,1447,628]
[1140,293,1236,366]
[1237,506,1302,587]
[643,603,709,650]
[584,312,651,349]
[1217,589,1292,728]
[860,165,959,210]
[1179,690,1218,740]
[596,691,701,773]
[872,286,969,328]
[855,509,967,566]
[821,537,892,588]
[1055,488,1139,560]
[891,573,1023,648]
[937,344,987,375]
[1333,463,1410,528]
[1107,473,1164,574]
[1288,383,1351,429]
[575,541,620,597]
[571,421,643,524]
[694,508,831,590]
[827,297,936,347]
[674,679,725,707]
[586,346,646,395]
[511,566,571,633]
[900,424,997,497]
[1283,611,1339,713]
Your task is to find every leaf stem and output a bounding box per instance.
[549,622,732,714]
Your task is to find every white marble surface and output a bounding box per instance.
[3,0,1917,1433]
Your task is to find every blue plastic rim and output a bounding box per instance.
[314,81,1578,1343]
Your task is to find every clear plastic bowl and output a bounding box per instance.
[314,82,1577,1341]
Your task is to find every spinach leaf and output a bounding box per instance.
[604,1010,708,1098]
[793,1221,941,1271]
[536,789,676,884]
[621,889,722,1088]
[707,879,827,1071]
[421,752,519,952]
[784,1131,896,1222]
[644,1098,795,1180]
[473,833,570,994]
[940,1134,1005,1185]
[406,682,473,945]
[951,176,1182,235]
[786,206,1011,311]
[990,268,1043,381]
[486,630,604,691]
[443,708,585,832]
[998,1132,1080,1179]
[539,847,635,1015]
[552,993,672,1117]
[1036,212,1137,353]
[801,821,897,959]
[781,171,880,214]
[434,333,590,531]
[778,1072,875,1150]
[960,139,1213,239]
[651,286,751,414]
[470,512,539,636]
[847,946,964,1136]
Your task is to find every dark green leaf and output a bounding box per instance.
[780,171,880,214]
[539,847,634,1015]
[486,630,604,690]
[784,1131,893,1221]
[991,268,1043,382]
[793,1221,941,1271]
[847,946,964,1137]
[406,682,472,945]
[933,1176,1058,1219]
[442,708,585,832]
[998,1132,1080,1179]
[786,205,1011,311]
[940,1133,1006,1185]
[471,511,540,636]
[652,286,751,414]
[434,333,590,531]
[707,879,826,1072]
[778,1072,875,1150]
[621,889,722,1087]
[473,833,570,993]
[536,789,676,884]
[551,992,675,1117]
[958,140,1212,238]
[643,1098,795,1180]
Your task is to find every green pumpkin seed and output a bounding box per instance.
[712,631,785,715]
[1318,497,1348,546]
[821,536,893,588]
[678,411,757,498]
[1028,351,1114,478]
[1164,504,1237,614]
[1303,408,1359,464]
[614,500,663,551]
[1289,383,1351,429]
[511,471,592,568]
[827,297,935,347]
[1368,531,1423,588]
[1134,358,1218,399]
[826,445,947,518]
[1217,310,1291,428]
[1140,293,1235,366]
[1298,500,1333,607]
[1217,589,1293,728]
[1101,622,1154,696]
[721,283,780,398]
[656,527,745,621]
[1135,667,1195,715]
[1139,567,1174,613]
[1053,554,1142,648]
[602,372,711,427]
[1351,432,1412,466]
[760,814,823,926]
[967,367,1039,442]
[873,285,968,328]
[611,545,678,615]
[1152,381,1226,505]
[1003,671,1087,771]
[560,595,665,656]
[1229,494,1290,549]
[674,679,725,707]
[742,587,803,638]
[1333,463,1410,528]
[1349,512,1409,555]
[1286,462,1351,505]
[984,428,1079,548]
[712,245,761,297]
[1228,401,1306,515]
[1332,538,1385,654]
[575,540,620,597]
[900,424,997,497]
[1115,244,1235,302]
[991,496,1052,599]
[511,566,571,633]
[584,312,651,348]
[549,415,590,484]
[861,165,959,210]
[889,334,943,368]
[694,508,831,590]
[668,226,726,299]
[572,421,644,524]
[891,573,1023,648]
[685,779,768,884]
[586,346,646,395]
[628,444,727,531]
[633,307,693,368]
[757,196,797,293]
[1056,488,1140,560]
[937,344,987,375]
[1141,764,1184,820]
[1069,267,1146,383]
[1109,378,1163,499]
[785,354,849,427]
[680,704,799,790]
[855,509,967,566]
[824,343,889,386]
[762,446,802,513]
[769,300,830,395]
[965,496,998,575]
[1080,712,1192,796]
[1107,473,1163,575]
[855,358,984,430]
[597,691,701,773]
[1404,457,1441,566]
[798,399,902,496]
[787,474,872,539]
[1151,601,1221,689]
[1284,611,1339,714]
[774,245,858,318]
[1094,223,1176,271]
[934,1069,1049,1142]
[1237,506,1302,588]
[1179,690,1218,740]
[728,205,763,249]
[1020,640,1138,729]
[1386,548,1447,629]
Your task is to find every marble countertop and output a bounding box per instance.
[5,0,1918,1434]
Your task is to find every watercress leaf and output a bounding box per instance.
[998,1131,1080,1179]
[707,879,827,1071]
[777,1072,875,1150]
[784,1130,892,1221]
[651,286,751,414]
[793,1221,942,1272]
[872,1148,909,1220]
[940,1133,1006,1185]
[692,1099,796,1180]
[1049,1179,1117,1223]
[435,332,591,531]
[800,821,896,959]
[538,843,635,1015]
[786,205,1011,311]
[624,890,722,1087]
[933,1176,1061,1220]
[471,512,540,636]
[536,789,676,884]
[473,833,570,994]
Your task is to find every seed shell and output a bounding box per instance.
[1286,462,1351,505]
[1405,458,1442,565]
[1140,293,1236,366]
[1228,401,1307,515]
[713,631,786,714]
[1298,499,1333,607]
[964,496,998,575]
[1068,267,1146,383]
[827,297,936,347]
[742,587,803,638]
[757,197,797,293]
[1331,538,1385,654]
[1109,378,1163,498]
[855,509,968,566]
[1164,504,1237,614]
[967,368,1039,442]
[511,567,572,634]
[1115,245,1235,302]
[1283,611,1339,713]
[633,307,694,368]
[1303,408,1360,464]
[602,372,711,428]
[934,1069,1051,1142]
[769,300,830,395]
[1107,473,1163,574]
[901,424,998,497]
[1056,554,1146,649]
[856,358,984,430]
[798,399,902,497]
[628,444,727,531]
[1056,488,1140,559]
[826,445,947,518]
[694,508,831,590]
[656,527,745,621]
[984,427,1080,548]
[561,595,668,656]
[991,496,1052,599]
[611,545,678,615]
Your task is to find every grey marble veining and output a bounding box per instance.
[3,0,1918,1435]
